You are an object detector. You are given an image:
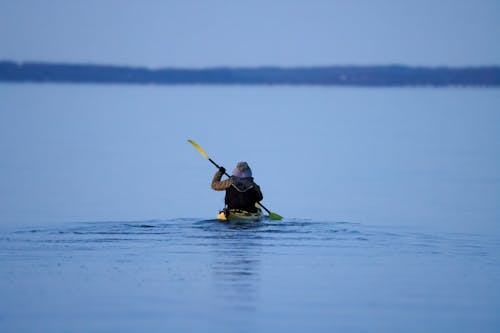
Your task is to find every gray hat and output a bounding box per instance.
[232,162,252,178]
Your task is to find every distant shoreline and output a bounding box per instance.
[1,61,499,87]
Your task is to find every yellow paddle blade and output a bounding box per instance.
[187,139,208,159]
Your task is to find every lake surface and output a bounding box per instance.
[0,84,499,331]
[1,218,499,332]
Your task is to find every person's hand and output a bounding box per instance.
[219,166,226,175]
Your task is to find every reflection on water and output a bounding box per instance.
[1,219,499,332]
[211,246,261,310]
[194,220,264,311]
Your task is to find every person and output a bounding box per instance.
[211,162,263,213]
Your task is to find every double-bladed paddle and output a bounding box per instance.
[188,139,283,220]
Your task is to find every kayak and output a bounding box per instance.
[216,208,264,221]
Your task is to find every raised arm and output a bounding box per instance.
[211,168,232,191]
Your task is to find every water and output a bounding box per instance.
[0,84,499,331]
[1,218,499,332]
[1,84,499,232]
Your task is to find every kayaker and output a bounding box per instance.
[211,162,263,213]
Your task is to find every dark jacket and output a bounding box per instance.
[211,170,263,212]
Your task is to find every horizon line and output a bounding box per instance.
[1,59,500,70]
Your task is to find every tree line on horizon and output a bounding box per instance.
[0,61,499,86]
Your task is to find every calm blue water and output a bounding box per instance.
[0,84,499,332]
[1,84,499,232]
[1,218,499,332]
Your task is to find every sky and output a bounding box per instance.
[1,0,499,68]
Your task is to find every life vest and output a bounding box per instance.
[224,177,262,212]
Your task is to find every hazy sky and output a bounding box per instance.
[1,0,499,67]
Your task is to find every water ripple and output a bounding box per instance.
[3,218,498,261]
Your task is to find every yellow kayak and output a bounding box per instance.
[216,208,264,221]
